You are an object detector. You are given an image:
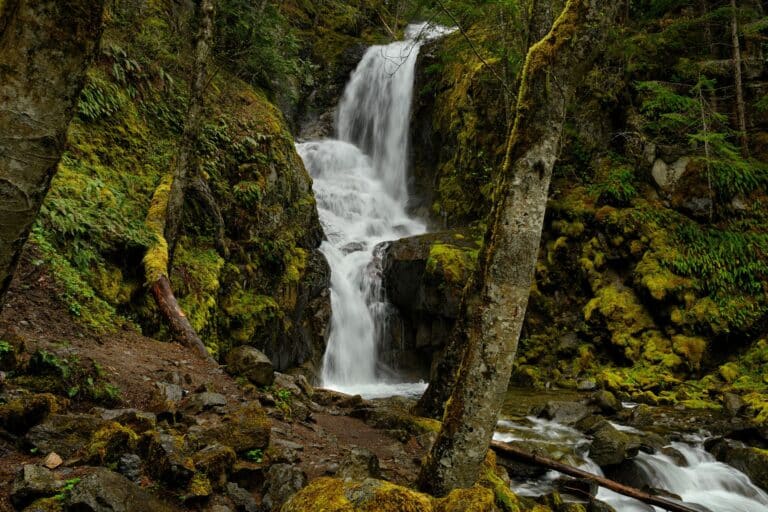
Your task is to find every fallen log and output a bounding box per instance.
[490,440,701,512]
[144,175,213,363]
[150,275,211,361]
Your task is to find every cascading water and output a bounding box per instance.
[494,418,768,511]
[297,23,453,397]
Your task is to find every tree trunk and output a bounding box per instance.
[144,176,213,361]
[0,0,105,310]
[417,0,624,496]
[730,0,749,157]
[413,0,567,422]
[165,0,216,261]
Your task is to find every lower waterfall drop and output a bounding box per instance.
[297,23,451,397]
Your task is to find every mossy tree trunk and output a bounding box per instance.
[0,0,104,310]
[165,0,222,259]
[144,0,218,361]
[417,0,624,496]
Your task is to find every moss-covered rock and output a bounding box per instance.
[281,476,529,512]
[0,393,61,435]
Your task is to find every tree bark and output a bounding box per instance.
[490,442,701,512]
[0,0,105,309]
[417,0,624,496]
[165,0,216,261]
[144,176,213,361]
[730,0,749,157]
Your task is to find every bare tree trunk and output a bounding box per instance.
[165,0,216,261]
[0,0,105,310]
[730,0,750,157]
[414,0,564,421]
[417,0,624,496]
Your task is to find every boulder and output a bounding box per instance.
[539,401,594,425]
[261,463,308,511]
[68,467,176,512]
[188,403,270,454]
[0,393,60,435]
[26,414,105,458]
[184,392,227,414]
[226,347,274,386]
[338,448,380,481]
[11,465,61,508]
[117,453,143,482]
[652,157,689,191]
[96,408,157,433]
[588,421,638,467]
[194,443,237,489]
[590,390,621,415]
[142,431,195,486]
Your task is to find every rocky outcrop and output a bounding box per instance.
[380,228,482,378]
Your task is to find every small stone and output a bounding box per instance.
[42,452,62,469]
[117,453,143,482]
[226,482,258,512]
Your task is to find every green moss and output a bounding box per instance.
[221,289,282,344]
[187,473,213,498]
[172,241,225,349]
[426,243,479,284]
[583,283,654,349]
[479,452,522,512]
[87,422,139,464]
[143,175,173,284]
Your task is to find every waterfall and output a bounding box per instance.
[297,23,452,397]
[495,418,768,512]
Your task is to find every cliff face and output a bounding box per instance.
[390,3,768,420]
[27,2,350,375]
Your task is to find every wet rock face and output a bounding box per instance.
[380,229,482,379]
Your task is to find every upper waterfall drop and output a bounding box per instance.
[297,23,453,396]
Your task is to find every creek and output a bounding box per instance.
[296,24,768,512]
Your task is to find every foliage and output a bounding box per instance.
[589,164,638,205]
[637,79,768,200]
[215,0,305,96]
[244,448,263,463]
[21,350,122,405]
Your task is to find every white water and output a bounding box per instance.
[495,419,768,511]
[297,23,452,397]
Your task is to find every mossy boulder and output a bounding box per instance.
[225,346,275,386]
[86,421,139,464]
[282,473,535,512]
[381,228,482,377]
[188,403,270,455]
[0,393,61,435]
[26,413,105,459]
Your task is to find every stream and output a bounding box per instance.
[296,23,768,512]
